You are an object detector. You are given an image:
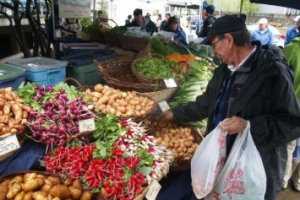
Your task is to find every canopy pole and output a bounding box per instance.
[240,0,244,13]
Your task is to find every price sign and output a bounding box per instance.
[79,118,96,133]
[146,180,161,200]
[158,101,170,113]
[0,134,20,157]
[164,78,177,88]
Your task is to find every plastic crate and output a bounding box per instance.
[64,50,115,86]
[0,64,25,89]
[67,63,103,86]
[7,57,67,86]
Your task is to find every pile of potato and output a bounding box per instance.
[0,88,30,136]
[0,173,92,200]
[147,121,199,161]
[84,84,155,118]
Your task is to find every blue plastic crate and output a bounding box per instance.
[7,57,68,86]
[0,64,26,89]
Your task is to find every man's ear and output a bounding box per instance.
[225,33,234,49]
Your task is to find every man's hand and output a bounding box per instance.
[220,116,247,135]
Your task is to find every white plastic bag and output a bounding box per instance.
[206,122,267,200]
[191,126,227,199]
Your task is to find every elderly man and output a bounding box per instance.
[159,14,300,200]
[251,18,273,46]
[285,16,300,45]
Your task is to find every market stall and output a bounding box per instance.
[0,18,216,199]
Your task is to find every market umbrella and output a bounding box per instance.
[250,0,300,10]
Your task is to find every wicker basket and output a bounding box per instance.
[119,35,149,52]
[97,57,162,92]
[97,56,178,102]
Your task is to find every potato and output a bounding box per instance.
[0,180,9,200]
[22,178,44,192]
[32,192,47,200]
[49,185,71,199]
[71,180,82,191]
[80,191,92,200]
[47,177,60,185]
[7,183,22,199]
[41,184,52,193]
[63,178,72,186]
[69,186,82,199]
[9,176,23,185]
[14,191,25,200]
[24,173,37,182]
[23,192,33,200]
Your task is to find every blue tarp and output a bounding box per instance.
[0,140,46,177]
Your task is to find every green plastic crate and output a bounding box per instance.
[67,63,103,86]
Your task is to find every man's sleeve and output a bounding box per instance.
[250,62,300,151]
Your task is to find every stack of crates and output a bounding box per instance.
[62,43,115,86]
[7,57,68,86]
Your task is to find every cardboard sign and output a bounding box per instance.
[164,78,177,88]
[0,134,20,157]
[79,118,96,133]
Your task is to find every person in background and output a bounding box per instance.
[285,16,300,45]
[251,18,273,46]
[95,10,110,29]
[282,34,300,191]
[127,8,144,27]
[127,9,157,35]
[144,14,158,35]
[167,16,187,46]
[158,14,300,200]
[160,13,171,31]
[125,15,132,26]
[156,14,163,29]
[197,4,216,38]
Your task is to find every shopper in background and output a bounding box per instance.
[156,14,163,30]
[196,4,216,39]
[285,16,300,45]
[251,18,273,46]
[144,14,158,35]
[158,14,300,200]
[283,34,300,191]
[160,13,171,31]
[167,16,187,46]
[127,8,144,27]
[125,15,132,26]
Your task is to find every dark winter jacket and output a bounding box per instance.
[197,15,216,38]
[173,44,300,200]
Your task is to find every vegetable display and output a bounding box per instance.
[145,121,200,163]
[44,115,174,200]
[134,57,177,80]
[18,83,94,146]
[84,84,155,118]
[166,53,196,63]
[17,83,80,111]
[150,37,188,56]
[0,172,92,200]
[170,59,214,108]
[0,88,30,136]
